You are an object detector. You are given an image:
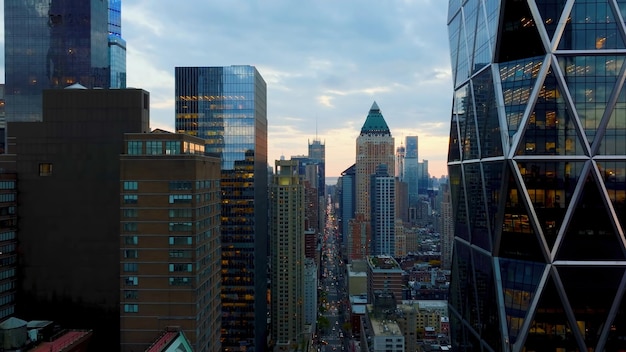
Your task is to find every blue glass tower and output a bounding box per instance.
[108,0,126,89]
[175,66,268,352]
[4,0,110,122]
[448,1,626,351]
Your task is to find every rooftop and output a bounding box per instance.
[145,327,192,352]
[28,330,92,352]
[360,101,391,135]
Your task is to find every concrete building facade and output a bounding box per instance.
[270,159,305,352]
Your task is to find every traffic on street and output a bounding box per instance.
[316,196,350,352]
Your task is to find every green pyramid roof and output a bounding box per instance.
[360,101,391,135]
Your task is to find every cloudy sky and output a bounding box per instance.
[122,0,453,179]
[0,0,452,179]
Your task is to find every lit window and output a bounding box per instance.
[123,263,137,272]
[39,163,53,176]
[146,141,162,155]
[127,141,142,155]
[123,181,138,190]
[123,304,138,313]
[165,141,181,155]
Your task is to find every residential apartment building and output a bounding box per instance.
[119,131,221,352]
[370,164,396,256]
[366,255,404,304]
[270,160,305,352]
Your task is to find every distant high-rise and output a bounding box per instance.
[4,0,113,122]
[270,159,305,352]
[175,66,268,352]
[119,131,222,352]
[448,1,626,350]
[355,102,395,253]
[404,136,418,205]
[308,139,326,232]
[339,164,356,247]
[395,143,405,180]
[308,138,326,192]
[370,164,396,257]
[417,159,429,195]
[354,102,394,260]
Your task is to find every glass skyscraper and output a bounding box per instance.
[175,66,268,352]
[447,1,626,351]
[4,0,112,122]
[108,0,127,88]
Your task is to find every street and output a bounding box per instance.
[316,196,350,352]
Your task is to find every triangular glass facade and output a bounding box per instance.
[447,1,626,350]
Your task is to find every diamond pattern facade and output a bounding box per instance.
[447,1,626,351]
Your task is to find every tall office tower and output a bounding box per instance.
[119,131,222,352]
[395,143,405,180]
[296,143,326,234]
[308,138,326,197]
[404,136,419,206]
[448,1,626,351]
[175,66,268,352]
[340,164,356,246]
[417,160,430,195]
[439,183,453,270]
[270,159,305,352]
[355,102,395,252]
[4,0,111,122]
[108,0,127,88]
[370,164,396,257]
[0,88,149,350]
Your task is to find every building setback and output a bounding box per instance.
[447,0,626,351]
[0,88,149,351]
[119,131,221,352]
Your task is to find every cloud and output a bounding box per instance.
[123,0,453,177]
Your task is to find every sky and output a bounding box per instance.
[1,0,454,179]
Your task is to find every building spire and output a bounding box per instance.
[360,101,391,135]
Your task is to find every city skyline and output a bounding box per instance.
[0,0,453,178]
